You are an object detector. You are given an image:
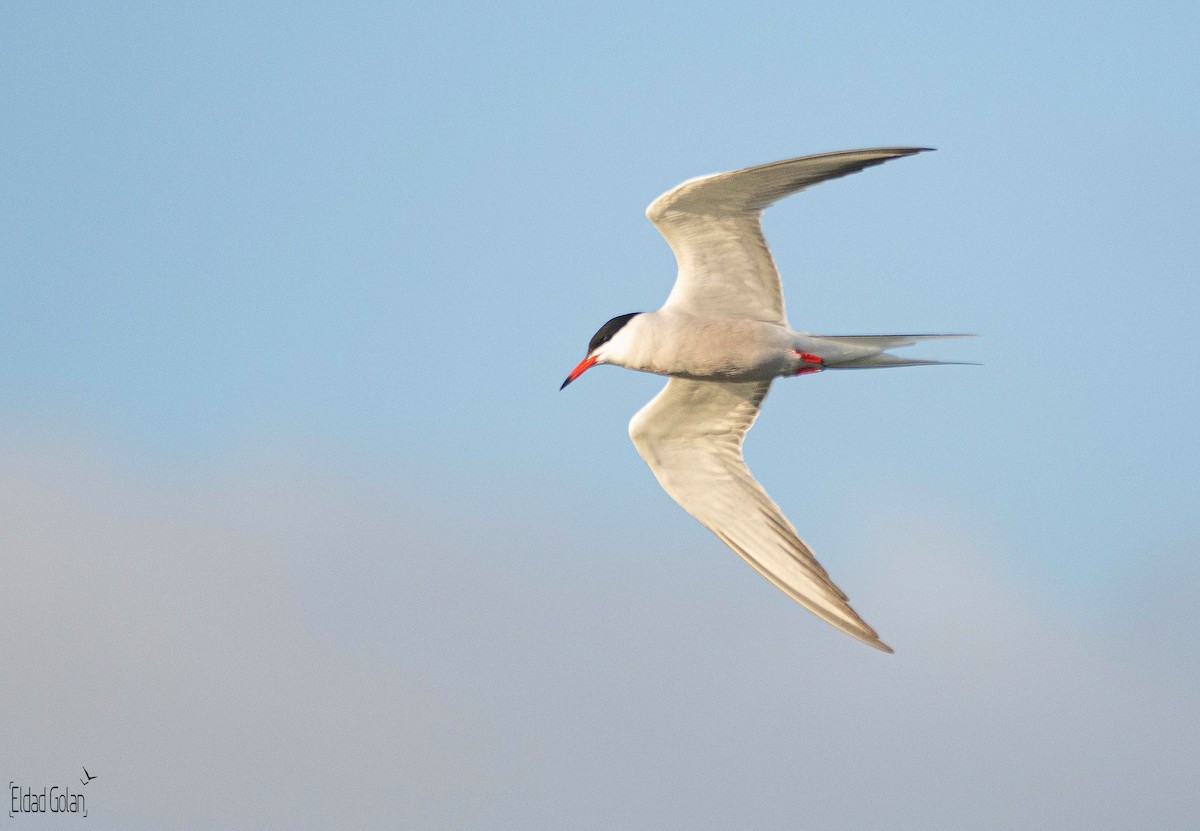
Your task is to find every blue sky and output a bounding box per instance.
[3,1,1199,828]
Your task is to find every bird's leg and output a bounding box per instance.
[794,351,825,376]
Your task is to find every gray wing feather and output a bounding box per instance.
[628,377,892,652]
[646,147,932,327]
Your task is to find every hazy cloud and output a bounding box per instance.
[2,433,1197,829]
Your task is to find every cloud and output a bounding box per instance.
[0,438,491,829]
[1,432,1197,829]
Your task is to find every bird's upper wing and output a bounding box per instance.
[628,377,891,651]
[646,147,932,327]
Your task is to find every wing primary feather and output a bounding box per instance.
[714,531,891,652]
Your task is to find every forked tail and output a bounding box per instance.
[818,334,977,369]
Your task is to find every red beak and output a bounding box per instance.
[560,354,598,390]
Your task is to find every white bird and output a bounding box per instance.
[561,147,971,652]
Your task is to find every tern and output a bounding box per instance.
[561,147,970,652]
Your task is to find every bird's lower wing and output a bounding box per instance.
[628,378,891,652]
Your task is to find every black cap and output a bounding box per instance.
[587,312,641,353]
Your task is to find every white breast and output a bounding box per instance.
[612,311,794,382]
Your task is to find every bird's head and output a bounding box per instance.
[560,312,642,389]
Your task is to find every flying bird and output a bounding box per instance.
[561,147,970,652]
[80,767,96,785]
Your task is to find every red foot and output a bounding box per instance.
[794,351,826,376]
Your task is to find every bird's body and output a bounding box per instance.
[593,311,956,382]
[561,147,970,652]
[597,311,796,381]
